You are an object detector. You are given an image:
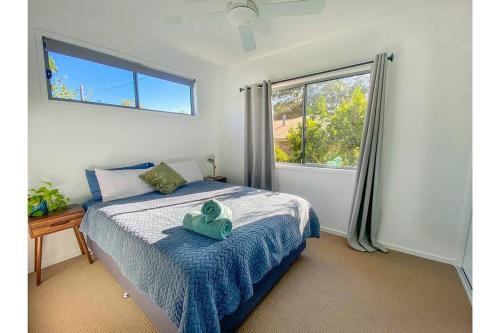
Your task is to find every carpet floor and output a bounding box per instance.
[28,232,471,333]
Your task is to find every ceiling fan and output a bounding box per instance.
[165,0,326,52]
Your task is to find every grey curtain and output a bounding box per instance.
[347,53,389,252]
[244,81,276,191]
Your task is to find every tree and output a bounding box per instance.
[274,145,289,162]
[49,55,76,100]
[48,56,58,73]
[324,87,367,166]
[276,81,368,168]
[307,75,369,112]
[272,86,303,120]
[121,99,134,107]
[51,80,76,100]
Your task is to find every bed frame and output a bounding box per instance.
[87,238,306,333]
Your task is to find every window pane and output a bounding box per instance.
[272,86,304,164]
[305,73,370,167]
[48,52,136,106]
[137,74,192,114]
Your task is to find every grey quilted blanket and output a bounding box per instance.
[80,180,320,333]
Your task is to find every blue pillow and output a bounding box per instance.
[85,162,154,201]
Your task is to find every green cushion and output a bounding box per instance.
[139,162,186,195]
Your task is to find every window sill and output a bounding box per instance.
[47,97,195,117]
[275,163,356,175]
[46,98,197,118]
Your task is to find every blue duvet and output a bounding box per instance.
[80,180,320,333]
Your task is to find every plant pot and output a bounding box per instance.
[30,200,48,217]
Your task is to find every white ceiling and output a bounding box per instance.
[32,0,441,67]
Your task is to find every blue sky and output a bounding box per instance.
[49,52,191,114]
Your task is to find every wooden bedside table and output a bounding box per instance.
[204,176,227,183]
[28,204,93,285]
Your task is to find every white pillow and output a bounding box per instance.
[167,160,203,183]
[94,167,155,202]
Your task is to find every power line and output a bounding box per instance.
[91,75,149,93]
[93,81,133,92]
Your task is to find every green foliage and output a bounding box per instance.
[324,87,366,167]
[272,86,303,119]
[121,99,135,107]
[51,79,76,99]
[277,83,368,168]
[307,95,329,118]
[49,55,77,100]
[28,181,70,217]
[274,145,289,162]
[287,121,304,163]
[48,56,58,73]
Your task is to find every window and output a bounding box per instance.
[272,64,371,168]
[137,74,192,114]
[43,37,195,115]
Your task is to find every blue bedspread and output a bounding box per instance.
[80,180,320,333]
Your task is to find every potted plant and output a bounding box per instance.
[28,181,70,217]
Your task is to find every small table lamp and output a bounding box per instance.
[207,154,216,177]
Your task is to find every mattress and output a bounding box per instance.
[80,180,320,333]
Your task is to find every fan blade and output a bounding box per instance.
[165,10,226,25]
[259,0,326,19]
[238,25,256,52]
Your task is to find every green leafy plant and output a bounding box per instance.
[28,181,70,217]
[275,84,368,167]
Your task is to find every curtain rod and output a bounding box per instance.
[239,53,394,92]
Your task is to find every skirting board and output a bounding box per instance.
[456,266,472,304]
[27,249,82,273]
[320,226,456,265]
[320,226,347,237]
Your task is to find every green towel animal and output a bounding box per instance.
[201,199,232,222]
[182,211,232,240]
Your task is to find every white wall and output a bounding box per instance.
[219,0,471,264]
[28,3,226,271]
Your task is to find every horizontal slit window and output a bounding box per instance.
[42,37,195,115]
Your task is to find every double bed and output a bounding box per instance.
[81,180,320,333]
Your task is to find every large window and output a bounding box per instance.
[43,37,195,115]
[272,65,371,168]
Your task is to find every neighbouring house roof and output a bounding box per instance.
[273,116,302,140]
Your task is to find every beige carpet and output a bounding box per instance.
[29,233,471,333]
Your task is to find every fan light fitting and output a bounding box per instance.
[226,0,259,26]
[165,0,327,52]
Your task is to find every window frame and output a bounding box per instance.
[42,36,196,116]
[271,64,372,170]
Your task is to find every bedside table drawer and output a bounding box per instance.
[28,205,84,238]
[30,217,83,237]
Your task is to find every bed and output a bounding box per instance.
[80,180,320,333]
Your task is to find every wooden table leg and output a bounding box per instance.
[35,236,43,286]
[74,227,93,264]
[73,226,85,255]
[34,237,38,273]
